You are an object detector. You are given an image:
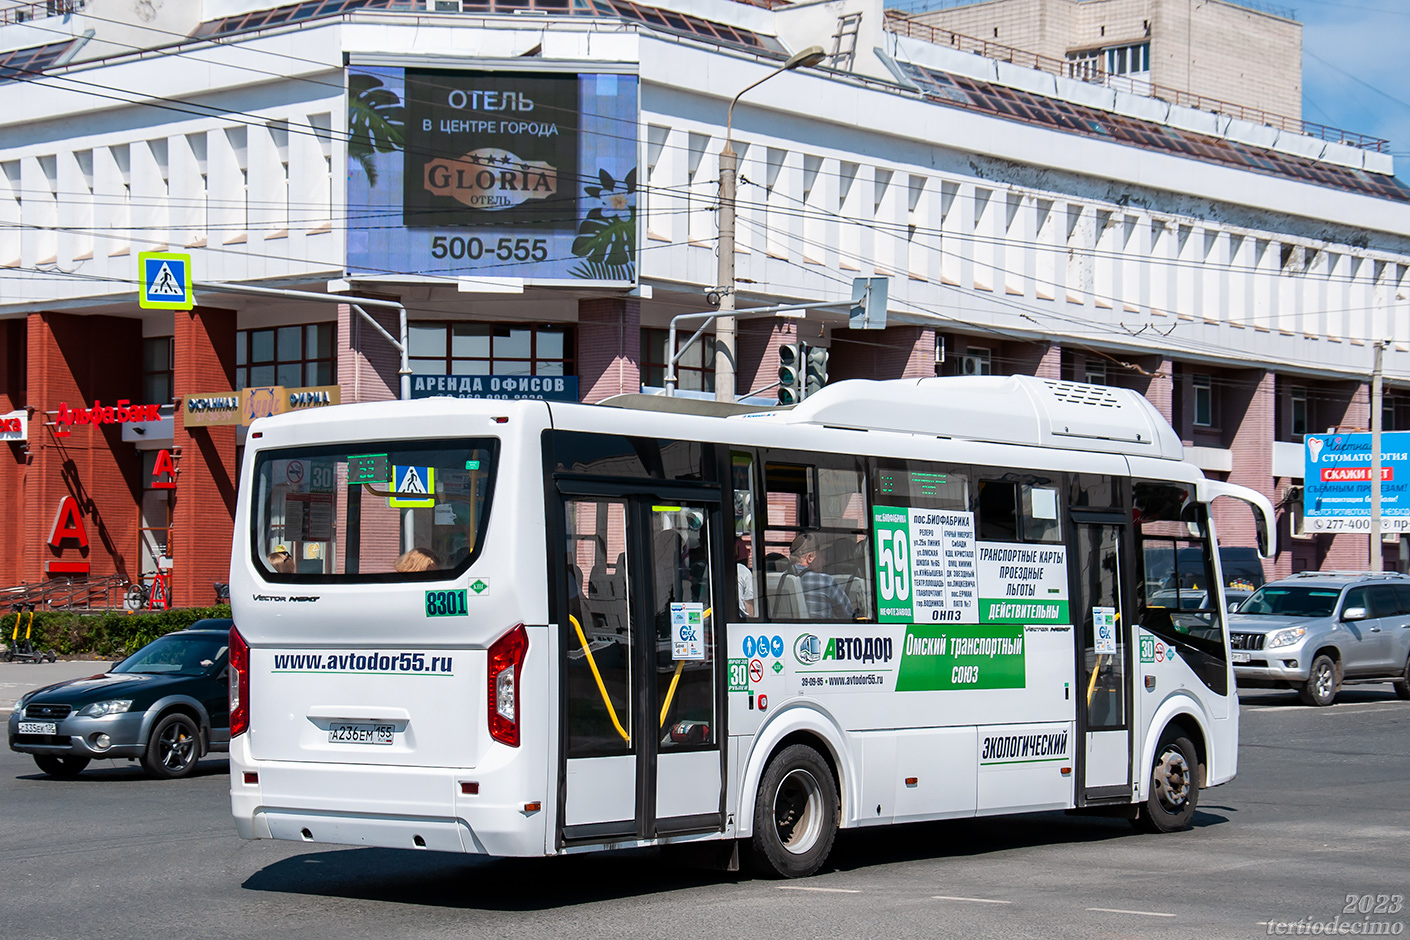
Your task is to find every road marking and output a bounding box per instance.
[776,885,860,894]
[1088,907,1176,918]
[932,895,1012,905]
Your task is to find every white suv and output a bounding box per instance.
[1228,572,1410,706]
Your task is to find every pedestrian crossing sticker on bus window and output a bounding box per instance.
[138,252,193,310]
[390,465,435,508]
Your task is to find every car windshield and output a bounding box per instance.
[112,635,228,676]
[1235,585,1342,618]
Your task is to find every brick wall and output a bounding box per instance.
[172,306,237,608]
[830,326,935,382]
[20,312,144,586]
[339,302,400,403]
[578,298,641,403]
[1005,339,1060,378]
[0,320,25,586]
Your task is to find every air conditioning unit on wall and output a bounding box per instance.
[960,353,991,376]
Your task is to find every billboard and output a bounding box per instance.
[347,66,639,285]
[1302,431,1410,533]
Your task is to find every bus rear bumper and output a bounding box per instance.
[229,739,547,857]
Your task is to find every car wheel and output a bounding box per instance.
[142,713,201,779]
[1393,655,1410,701]
[749,744,839,879]
[1132,731,1200,833]
[34,754,90,778]
[1298,654,1338,706]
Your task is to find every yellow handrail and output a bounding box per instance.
[569,615,630,745]
[1086,653,1105,707]
[658,607,710,729]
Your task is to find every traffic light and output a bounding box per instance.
[805,345,829,397]
[778,343,802,405]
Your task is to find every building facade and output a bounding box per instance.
[0,0,1406,605]
[902,0,1302,120]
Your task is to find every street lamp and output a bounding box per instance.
[714,45,827,402]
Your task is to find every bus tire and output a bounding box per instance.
[1133,731,1200,833]
[1298,654,1338,707]
[749,744,839,879]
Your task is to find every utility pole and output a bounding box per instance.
[714,46,825,402]
[716,142,737,402]
[1371,339,1386,571]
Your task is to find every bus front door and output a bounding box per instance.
[1072,518,1134,803]
[559,496,725,844]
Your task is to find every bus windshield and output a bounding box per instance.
[1235,585,1341,618]
[251,439,496,580]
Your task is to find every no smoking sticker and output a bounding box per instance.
[749,659,764,684]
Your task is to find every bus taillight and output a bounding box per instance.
[229,625,250,737]
[487,624,528,747]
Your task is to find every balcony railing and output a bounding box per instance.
[0,0,84,27]
[883,10,1389,153]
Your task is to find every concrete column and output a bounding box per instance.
[172,305,237,608]
[22,311,144,585]
[578,297,640,403]
[1213,370,1274,578]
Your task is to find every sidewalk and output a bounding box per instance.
[0,660,115,712]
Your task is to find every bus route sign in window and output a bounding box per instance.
[252,439,496,581]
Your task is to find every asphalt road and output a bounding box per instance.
[4,686,1407,940]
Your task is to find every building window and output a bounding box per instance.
[641,327,715,392]
[1084,359,1107,386]
[408,322,574,377]
[1193,374,1214,427]
[236,324,335,390]
[1290,387,1308,437]
[1105,42,1150,77]
[142,337,173,403]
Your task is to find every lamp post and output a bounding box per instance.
[714,45,826,402]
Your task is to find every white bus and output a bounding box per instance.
[228,375,1272,877]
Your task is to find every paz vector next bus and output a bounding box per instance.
[228,375,1272,877]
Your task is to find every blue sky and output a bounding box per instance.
[1299,0,1410,157]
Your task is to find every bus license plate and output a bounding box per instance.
[1231,652,1251,664]
[18,721,57,735]
[328,723,394,745]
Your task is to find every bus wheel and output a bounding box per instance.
[750,744,838,878]
[1133,732,1200,833]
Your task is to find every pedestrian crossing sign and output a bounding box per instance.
[139,252,193,310]
[390,465,435,508]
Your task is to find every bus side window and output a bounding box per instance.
[762,456,871,622]
[732,450,759,619]
[977,479,1020,541]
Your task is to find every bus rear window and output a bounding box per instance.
[251,439,496,581]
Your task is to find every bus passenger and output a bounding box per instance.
[266,550,295,574]
[395,548,440,572]
[789,532,858,621]
[736,535,756,617]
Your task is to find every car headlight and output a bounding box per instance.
[16,693,32,715]
[77,699,133,718]
[1266,627,1306,650]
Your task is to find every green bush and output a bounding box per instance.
[1,606,232,659]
